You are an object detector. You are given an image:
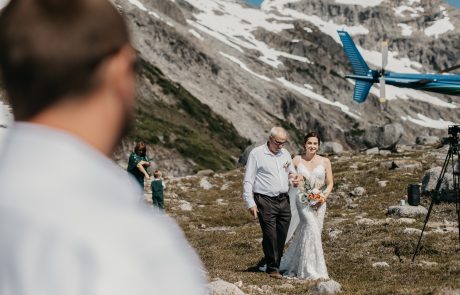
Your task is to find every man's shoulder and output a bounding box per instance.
[280,148,293,157]
[250,143,267,155]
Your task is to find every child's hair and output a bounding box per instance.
[153,170,162,179]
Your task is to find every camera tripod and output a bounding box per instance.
[412,135,460,262]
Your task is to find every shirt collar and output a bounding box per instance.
[263,141,282,156]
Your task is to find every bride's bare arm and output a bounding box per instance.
[323,158,333,199]
[290,156,302,187]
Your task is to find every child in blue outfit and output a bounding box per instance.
[151,170,166,210]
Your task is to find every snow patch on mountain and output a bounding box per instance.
[220,52,271,81]
[398,23,413,36]
[424,7,454,38]
[394,5,424,18]
[278,77,360,119]
[368,83,457,109]
[189,29,204,40]
[401,113,457,129]
[184,0,310,68]
[265,5,369,44]
[334,0,383,7]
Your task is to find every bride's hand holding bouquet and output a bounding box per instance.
[298,177,326,210]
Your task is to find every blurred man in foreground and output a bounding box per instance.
[0,0,206,293]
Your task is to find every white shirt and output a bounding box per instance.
[0,123,206,295]
[242,143,294,208]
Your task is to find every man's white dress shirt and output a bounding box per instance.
[0,123,206,295]
[243,143,294,208]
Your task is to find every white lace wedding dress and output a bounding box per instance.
[280,159,329,280]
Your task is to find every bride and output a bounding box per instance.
[280,131,333,280]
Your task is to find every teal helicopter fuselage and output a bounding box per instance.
[337,30,460,102]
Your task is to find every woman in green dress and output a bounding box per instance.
[127,141,151,189]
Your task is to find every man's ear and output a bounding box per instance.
[104,45,136,109]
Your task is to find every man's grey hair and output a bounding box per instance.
[269,126,287,138]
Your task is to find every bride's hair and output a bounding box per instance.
[303,132,321,146]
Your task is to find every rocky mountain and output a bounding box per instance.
[115,0,460,172]
[1,0,460,175]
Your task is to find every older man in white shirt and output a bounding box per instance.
[243,127,296,279]
[0,0,206,294]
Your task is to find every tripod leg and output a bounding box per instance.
[412,198,435,262]
[457,190,460,247]
[457,202,460,247]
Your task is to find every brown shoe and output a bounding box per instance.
[267,271,283,279]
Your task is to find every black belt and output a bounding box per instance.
[254,192,288,199]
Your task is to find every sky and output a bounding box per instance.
[446,0,460,8]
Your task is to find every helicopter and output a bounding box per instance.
[337,30,460,103]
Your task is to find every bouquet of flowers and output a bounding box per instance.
[298,177,326,209]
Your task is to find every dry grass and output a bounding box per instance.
[159,147,460,294]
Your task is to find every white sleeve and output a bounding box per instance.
[242,152,257,208]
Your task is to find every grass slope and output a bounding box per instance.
[130,58,250,172]
[162,147,460,294]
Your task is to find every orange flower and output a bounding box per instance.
[307,193,325,203]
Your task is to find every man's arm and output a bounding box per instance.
[243,152,258,217]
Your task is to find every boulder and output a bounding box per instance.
[416,136,440,145]
[310,279,342,294]
[387,205,427,218]
[432,288,460,295]
[381,160,423,171]
[196,169,215,176]
[355,218,375,226]
[372,262,390,268]
[320,142,344,155]
[328,229,342,240]
[403,228,426,236]
[378,180,388,187]
[363,123,404,149]
[379,150,391,156]
[365,147,379,155]
[350,187,366,197]
[199,178,213,190]
[178,200,193,211]
[421,166,454,195]
[208,279,247,295]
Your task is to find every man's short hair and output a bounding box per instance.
[269,127,287,139]
[0,0,130,120]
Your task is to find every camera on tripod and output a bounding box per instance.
[448,125,460,137]
[412,125,460,261]
[441,125,460,145]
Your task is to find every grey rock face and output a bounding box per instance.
[362,123,404,149]
[320,142,343,155]
[208,279,247,295]
[108,0,460,172]
[311,279,342,294]
[387,205,427,218]
[421,166,454,193]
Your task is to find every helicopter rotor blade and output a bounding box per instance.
[440,64,460,73]
[379,76,386,104]
[381,40,388,70]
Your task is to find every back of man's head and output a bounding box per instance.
[0,0,129,120]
